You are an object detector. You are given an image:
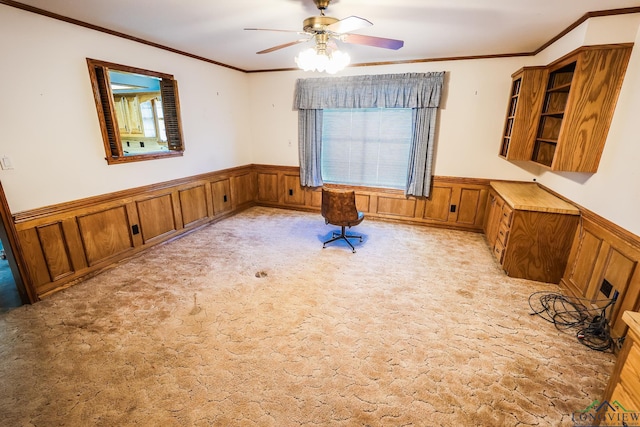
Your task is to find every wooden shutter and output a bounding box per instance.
[160,79,184,152]
[93,65,121,158]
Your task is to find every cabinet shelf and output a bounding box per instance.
[540,111,565,118]
[547,83,572,92]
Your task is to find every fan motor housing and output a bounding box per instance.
[303,16,338,32]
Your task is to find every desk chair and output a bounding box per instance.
[321,188,365,253]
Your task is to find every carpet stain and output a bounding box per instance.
[456,288,474,299]
[189,293,202,315]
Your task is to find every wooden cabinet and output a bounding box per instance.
[532,45,631,172]
[501,44,631,172]
[600,311,640,420]
[499,67,547,160]
[484,181,580,283]
[113,95,144,135]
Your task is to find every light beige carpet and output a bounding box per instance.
[0,206,616,426]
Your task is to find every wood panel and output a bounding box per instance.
[17,227,51,289]
[257,172,279,203]
[283,174,305,206]
[36,222,73,282]
[233,172,256,207]
[179,185,208,227]
[61,218,88,271]
[561,209,640,339]
[565,230,603,296]
[595,249,637,337]
[457,188,483,225]
[502,210,579,283]
[309,188,322,208]
[136,194,177,243]
[423,186,452,222]
[376,196,416,218]
[211,179,232,215]
[355,194,370,213]
[77,206,133,266]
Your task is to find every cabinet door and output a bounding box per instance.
[532,61,575,167]
[500,67,546,160]
[551,46,631,172]
[484,192,504,249]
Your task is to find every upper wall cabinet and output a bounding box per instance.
[501,44,632,173]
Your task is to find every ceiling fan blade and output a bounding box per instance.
[342,33,404,50]
[244,28,306,35]
[326,16,372,34]
[257,39,308,54]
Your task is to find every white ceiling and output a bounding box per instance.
[9,0,640,72]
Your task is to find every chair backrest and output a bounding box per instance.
[321,188,360,225]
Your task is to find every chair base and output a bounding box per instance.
[323,226,363,253]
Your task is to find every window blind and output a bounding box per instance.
[321,108,412,189]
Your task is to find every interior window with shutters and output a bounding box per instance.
[87,58,185,165]
[321,108,412,189]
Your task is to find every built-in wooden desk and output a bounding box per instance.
[484,181,580,283]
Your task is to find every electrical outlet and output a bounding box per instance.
[600,278,613,298]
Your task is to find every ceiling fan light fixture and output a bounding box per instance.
[295,47,350,74]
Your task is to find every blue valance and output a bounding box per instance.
[293,72,444,110]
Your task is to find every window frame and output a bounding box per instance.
[86,58,185,165]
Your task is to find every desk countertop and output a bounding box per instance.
[490,181,580,215]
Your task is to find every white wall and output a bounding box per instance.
[0,5,253,213]
[248,58,539,180]
[248,14,640,237]
[1,5,638,237]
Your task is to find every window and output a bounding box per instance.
[87,59,185,164]
[321,108,413,189]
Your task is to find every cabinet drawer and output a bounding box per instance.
[500,205,513,227]
[497,222,510,246]
[493,241,505,264]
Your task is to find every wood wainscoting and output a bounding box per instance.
[10,162,640,343]
[14,165,256,299]
[560,209,640,340]
[12,164,490,300]
[253,165,490,231]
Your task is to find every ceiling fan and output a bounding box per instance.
[244,0,404,58]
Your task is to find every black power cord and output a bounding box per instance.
[528,291,618,352]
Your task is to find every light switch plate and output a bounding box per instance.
[1,156,13,170]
